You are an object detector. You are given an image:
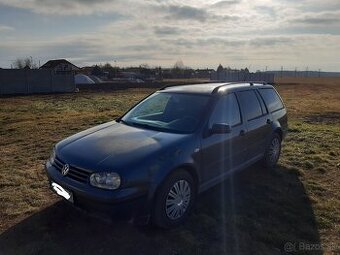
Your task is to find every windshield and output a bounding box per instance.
[121,92,210,133]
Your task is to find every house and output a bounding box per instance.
[193,68,215,79]
[40,59,79,74]
[212,64,274,82]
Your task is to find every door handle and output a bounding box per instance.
[239,130,246,136]
[266,119,272,124]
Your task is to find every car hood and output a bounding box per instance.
[56,121,189,172]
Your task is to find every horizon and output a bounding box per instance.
[4,59,340,74]
[0,0,340,72]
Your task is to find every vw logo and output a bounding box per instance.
[61,164,70,176]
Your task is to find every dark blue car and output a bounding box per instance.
[46,82,288,228]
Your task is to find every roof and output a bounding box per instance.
[160,82,273,95]
[40,59,79,69]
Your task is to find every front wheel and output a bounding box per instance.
[263,133,282,169]
[152,170,196,228]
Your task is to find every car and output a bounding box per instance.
[45,82,288,228]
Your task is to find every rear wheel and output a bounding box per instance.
[152,170,196,228]
[263,133,282,169]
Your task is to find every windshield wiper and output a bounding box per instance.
[118,119,134,126]
[118,119,151,129]
[119,119,176,132]
[130,122,157,129]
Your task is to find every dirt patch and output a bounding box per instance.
[304,112,340,124]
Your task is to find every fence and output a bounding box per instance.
[211,71,274,83]
[0,69,75,95]
[76,80,212,92]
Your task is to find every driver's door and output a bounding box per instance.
[200,93,247,184]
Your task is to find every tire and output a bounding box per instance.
[152,170,196,228]
[263,133,282,169]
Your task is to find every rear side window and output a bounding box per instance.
[209,93,241,127]
[237,90,263,121]
[259,88,284,112]
[255,90,268,115]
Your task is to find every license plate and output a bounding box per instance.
[51,182,74,203]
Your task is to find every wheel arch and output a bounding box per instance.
[271,119,283,141]
[150,164,199,227]
[177,163,199,186]
[274,127,283,141]
[151,163,199,201]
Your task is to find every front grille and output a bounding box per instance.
[53,157,90,183]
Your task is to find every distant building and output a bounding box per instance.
[217,64,224,73]
[193,68,214,79]
[212,64,274,83]
[40,59,79,74]
[120,71,138,79]
[79,66,93,76]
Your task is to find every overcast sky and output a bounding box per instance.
[0,0,339,71]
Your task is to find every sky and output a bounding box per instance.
[0,0,340,72]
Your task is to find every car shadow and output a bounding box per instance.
[0,164,321,255]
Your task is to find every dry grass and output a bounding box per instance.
[275,83,340,121]
[275,76,340,86]
[0,82,339,254]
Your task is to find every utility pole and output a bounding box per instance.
[281,66,283,78]
[318,69,321,77]
[114,60,117,78]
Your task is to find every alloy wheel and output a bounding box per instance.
[268,137,280,164]
[165,180,191,220]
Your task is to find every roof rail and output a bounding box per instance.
[247,81,268,86]
[159,84,173,90]
[161,82,234,94]
[159,86,167,90]
[211,83,234,94]
[212,81,269,93]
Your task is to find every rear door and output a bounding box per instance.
[258,88,288,136]
[200,93,247,183]
[236,89,272,159]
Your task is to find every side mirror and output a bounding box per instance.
[211,123,232,134]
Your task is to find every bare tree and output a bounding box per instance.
[12,57,37,69]
[12,58,26,69]
[139,63,150,69]
[173,60,185,70]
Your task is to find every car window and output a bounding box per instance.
[121,92,210,133]
[237,90,263,121]
[255,90,268,115]
[259,88,284,112]
[129,93,171,117]
[209,93,241,127]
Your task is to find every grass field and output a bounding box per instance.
[0,79,339,254]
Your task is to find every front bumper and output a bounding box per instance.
[45,161,149,220]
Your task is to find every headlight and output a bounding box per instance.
[50,148,56,164]
[90,172,121,190]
